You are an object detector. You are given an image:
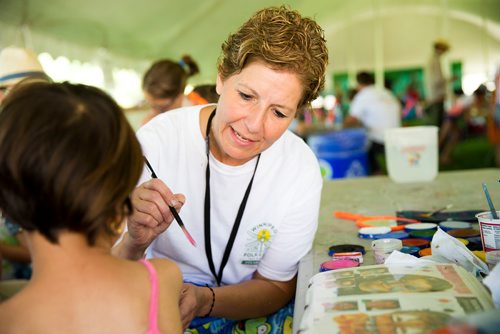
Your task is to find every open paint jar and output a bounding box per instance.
[371,238,402,264]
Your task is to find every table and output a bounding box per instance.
[292,168,500,334]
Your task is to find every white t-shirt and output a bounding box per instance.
[137,105,322,286]
[349,86,402,144]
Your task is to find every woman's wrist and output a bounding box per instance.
[201,285,215,317]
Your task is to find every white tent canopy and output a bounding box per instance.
[1,0,499,96]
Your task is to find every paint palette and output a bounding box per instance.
[396,210,483,223]
[335,211,420,231]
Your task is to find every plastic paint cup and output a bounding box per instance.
[319,259,360,272]
[404,222,437,232]
[455,238,469,246]
[476,211,500,253]
[439,221,472,231]
[358,226,392,239]
[371,238,402,264]
[402,238,430,249]
[419,247,432,257]
[400,246,421,257]
[409,229,436,240]
[373,231,409,240]
[472,250,486,262]
[447,228,480,239]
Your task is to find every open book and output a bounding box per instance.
[298,263,494,334]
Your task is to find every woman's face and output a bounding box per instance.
[212,60,303,166]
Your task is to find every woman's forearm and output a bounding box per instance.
[208,272,297,320]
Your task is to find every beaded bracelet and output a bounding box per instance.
[203,284,215,317]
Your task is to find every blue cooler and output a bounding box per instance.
[307,129,368,179]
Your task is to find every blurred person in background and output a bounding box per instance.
[0,46,51,292]
[344,71,401,175]
[141,54,199,125]
[192,84,219,104]
[424,39,451,127]
[440,84,491,165]
[0,46,50,103]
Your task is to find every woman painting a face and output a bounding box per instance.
[113,5,328,333]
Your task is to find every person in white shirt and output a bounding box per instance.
[344,71,401,174]
[113,5,328,333]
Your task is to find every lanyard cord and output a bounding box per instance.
[204,109,261,286]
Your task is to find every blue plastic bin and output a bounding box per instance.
[307,129,368,179]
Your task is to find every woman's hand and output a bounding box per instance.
[179,284,213,330]
[114,178,185,259]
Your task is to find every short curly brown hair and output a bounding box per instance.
[218,5,328,112]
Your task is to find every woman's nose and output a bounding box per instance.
[244,108,266,134]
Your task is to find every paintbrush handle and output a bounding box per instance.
[143,156,196,246]
[482,183,499,219]
[169,205,185,227]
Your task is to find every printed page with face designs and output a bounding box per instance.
[298,263,493,334]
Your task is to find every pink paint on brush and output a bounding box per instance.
[181,226,197,247]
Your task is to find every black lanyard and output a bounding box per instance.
[204,109,261,286]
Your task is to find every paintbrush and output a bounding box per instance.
[420,204,453,218]
[143,157,197,246]
[482,182,499,219]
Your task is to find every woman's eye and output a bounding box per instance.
[274,110,287,118]
[239,92,252,100]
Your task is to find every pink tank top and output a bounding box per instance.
[139,259,162,334]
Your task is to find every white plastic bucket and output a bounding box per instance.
[384,126,438,183]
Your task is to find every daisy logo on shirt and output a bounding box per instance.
[241,222,277,265]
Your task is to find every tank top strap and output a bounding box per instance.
[139,259,161,334]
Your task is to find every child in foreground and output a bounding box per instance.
[0,81,182,333]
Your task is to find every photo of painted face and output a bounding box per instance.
[337,274,452,296]
[323,301,359,312]
[363,299,401,311]
[334,310,452,334]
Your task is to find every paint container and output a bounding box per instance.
[447,229,480,239]
[373,231,409,240]
[319,259,360,272]
[455,238,469,246]
[409,229,436,240]
[466,236,484,251]
[328,244,366,256]
[404,222,437,232]
[358,226,392,239]
[439,221,472,231]
[332,251,364,264]
[371,238,402,264]
[400,246,421,257]
[472,250,486,262]
[476,211,500,253]
[419,247,432,257]
[402,238,430,249]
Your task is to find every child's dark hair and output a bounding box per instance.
[0,82,143,245]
